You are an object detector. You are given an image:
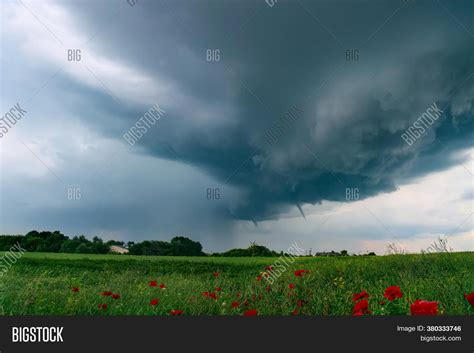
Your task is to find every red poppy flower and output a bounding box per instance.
[202,291,217,300]
[243,309,258,316]
[101,291,112,296]
[464,292,474,307]
[291,309,299,316]
[213,272,219,278]
[352,299,371,316]
[288,283,296,289]
[149,281,158,287]
[170,309,183,316]
[150,298,159,306]
[231,301,240,308]
[98,303,108,310]
[353,299,369,312]
[410,300,438,316]
[352,290,369,302]
[294,269,309,277]
[265,265,273,272]
[215,287,222,292]
[265,285,271,292]
[384,286,403,301]
[159,283,166,289]
[256,275,263,281]
[71,287,79,292]
[297,299,305,308]
[111,294,120,299]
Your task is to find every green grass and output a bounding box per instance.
[0,252,473,315]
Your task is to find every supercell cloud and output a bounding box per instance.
[65,0,473,221]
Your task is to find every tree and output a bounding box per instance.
[43,231,67,252]
[59,239,81,253]
[247,243,275,257]
[90,237,109,254]
[220,243,278,257]
[22,236,42,252]
[128,240,172,256]
[106,240,125,247]
[0,235,23,251]
[75,243,91,253]
[169,237,203,256]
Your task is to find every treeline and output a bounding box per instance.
[0,231,278,257]
[0,231,206,256]
[127,237,204,256]
[0,231,373,257]
[0,231,112,254]
[213,243,279,257]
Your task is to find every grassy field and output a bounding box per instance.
[0,252,473,315]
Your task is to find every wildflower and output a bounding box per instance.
[71,287,79,293]
[149,281,158,287]
[410,300,438,316]
[243,309,258,316]
[98,303,108,310]
[352,290,369,302]
[170,310,183,316]
[383,286,403,301]
[464,292,474,307]
[353,299,371,316]
[294,269,309,277]
[111,294,120,299]
[150,298,159,306]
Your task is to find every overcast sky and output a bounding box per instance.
[0,0,472,254]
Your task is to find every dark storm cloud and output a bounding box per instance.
[57,0,474,221]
